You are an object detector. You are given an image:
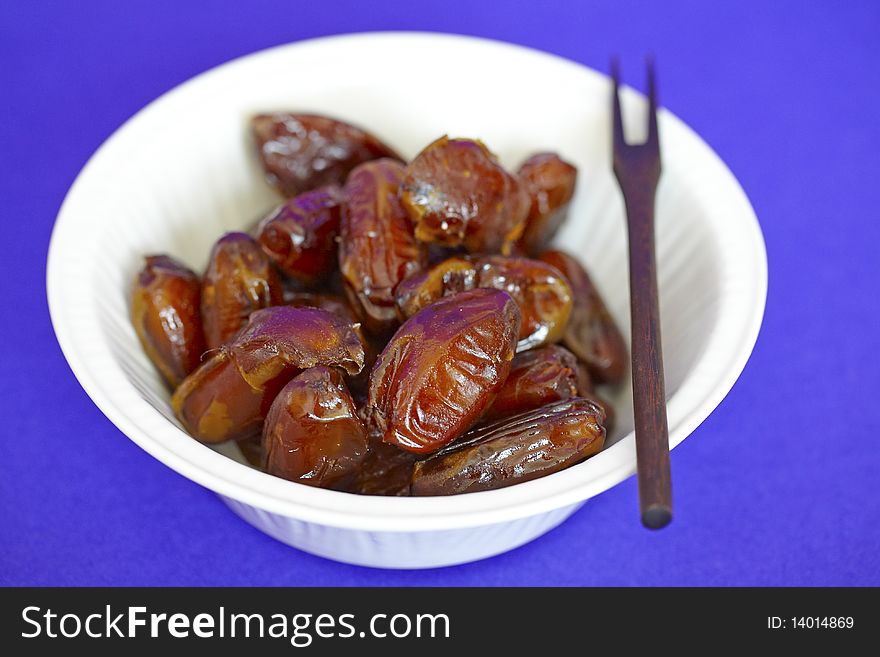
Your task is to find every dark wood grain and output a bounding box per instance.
[612,58,673,529]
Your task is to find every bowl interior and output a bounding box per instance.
[48,33,765,529]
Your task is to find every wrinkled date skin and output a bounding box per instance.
[516,153,577,255]
[538,250,627,384]
[475,255,573,352]
[251,113,400,197]
[367,288,521,454]
[399,137,530,254]
[394,256,477,320]
[172,306,364,443]
[353,432,418,496]
[285,292,375,370]
[339,159,425,335]
[482,345,580,422]
[286,291,379,404]
[411,397,606,495]
[202,232,283,349]
[256,186,344,283]
[131,255,206,388]
[263,367,368,489]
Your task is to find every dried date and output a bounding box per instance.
[367,288,521,454]
[256,186,343,283]
[201,232,282,349]
[263,367,368,489]
[131,255,206,388]
[252,113,399,197]
[516,153,577,255]
[339,159,425,335]
[399,137,530,254]
[411,397,606,495]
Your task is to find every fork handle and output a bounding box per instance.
[622,181,673,529]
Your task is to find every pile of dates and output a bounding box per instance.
[131,113,627,496]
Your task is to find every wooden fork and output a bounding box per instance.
[611,57,673,529]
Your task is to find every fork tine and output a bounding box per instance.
[646,55,659,148]
[611,57,624,152]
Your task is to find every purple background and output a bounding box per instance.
[2,1,879,586]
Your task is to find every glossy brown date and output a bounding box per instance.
[201,232,283,350]
[482,345,580,421]
[231,305,364,379]
[256,186,343,283]
[339,159,425,335]
[410,397,606,496]
[251,113,400,197]
[399,137,530,254]
[263,367,368,489]
[367,288,521,454]
[475,255,573,352]
[516,153,577,255]
[394,256,477,320]
[131,255,206,388]
[538,250,627,384]
[172,306,365,443]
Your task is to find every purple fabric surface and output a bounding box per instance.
[2,0,878,586]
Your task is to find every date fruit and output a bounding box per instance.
[172,306,364,443]
[411,397,606,495]
[367,288,521,454]
[263,367,368,489]
[516,153,577,255]
[394,256,477,320]
[131,255,206,388]
[538,250,627,384]
[252,113,399,197]
[256,186,343,283]
[399,137,530,254]
[201,232,283,349]
[475,255,573,352]
[339,159,425,335]
[482,345,580,421]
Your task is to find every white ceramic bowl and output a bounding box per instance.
[46,32,766,569]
